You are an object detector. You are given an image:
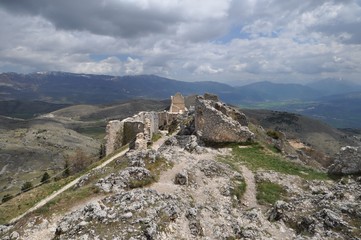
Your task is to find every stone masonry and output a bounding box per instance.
[170,92,186,113]
[105,93,254,155]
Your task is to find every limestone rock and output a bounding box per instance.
[174,171,188,185]
[203,93,219,101]
[328,146,361,175]
[268,200,290,221]
[96,167,152,193]
[195,96,254,143]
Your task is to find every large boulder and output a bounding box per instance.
[328,146,361,175]
[194,96,254,143]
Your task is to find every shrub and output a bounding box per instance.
[2,194,13,203]
[99,143,106,159]
[41,172,51,183]
[266,130,282,140]
[69,148,93,174]
[21,181,33,192]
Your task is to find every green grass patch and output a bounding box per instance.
[74,125,106,140]
[231,143,329,180]
[256,181,286,205]
[151,132,162,142]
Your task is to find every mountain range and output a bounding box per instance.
[1,71,361,127]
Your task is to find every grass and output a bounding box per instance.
[34,185,102,217]
[0,176,76,224]
[74,125,106,140]
[151,132,162,142]
[256,181,286,205]
[231,143,329,180]
[230,179,247,205]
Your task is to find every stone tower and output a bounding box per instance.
[170,92,186,113]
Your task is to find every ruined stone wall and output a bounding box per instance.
[105,120,123,155]
[170,92,186,113]
[105,111,164,155]
[158,112,178,129]
[195,96,254,143]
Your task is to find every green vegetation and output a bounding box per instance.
[99,143,106,159]
[230,180,247,205]
[151,132,162,142]
[231,143,329,180]
[0,176,76,224]
[40,172,50,183]
[266,129,282,140]
[62,159,70,178]
[1,194,13,203]
[21,182,33,192]
[74,125,106,140]
[256,181,286,205]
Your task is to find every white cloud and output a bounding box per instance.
[124,57,144,75]
[0,0,360,84]
[195,64,223,74]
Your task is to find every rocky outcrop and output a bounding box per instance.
[195,95,254,143]
[328,146,361,175]
[257,170,361,239]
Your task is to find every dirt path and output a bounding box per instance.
[240,165,259,209]
[9,147,129,224]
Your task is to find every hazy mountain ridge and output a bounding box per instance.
[1,71,361,128]
[1,72,359,104]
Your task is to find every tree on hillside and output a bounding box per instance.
[62,159,70,178]
[69,148,92,174]
[21,181,33,192]
[41,171,50,183]
[99,143,106,159]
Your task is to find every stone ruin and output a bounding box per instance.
[169,92,186,113]
[105,93,254,155]
[105,111,176,155]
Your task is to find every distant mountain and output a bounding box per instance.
[232,81,321,102]
[0,72,329,105]
[0,72,233,104]
[307,78,361,96]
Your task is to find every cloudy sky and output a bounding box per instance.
[0,0,361,85]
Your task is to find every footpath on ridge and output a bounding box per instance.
[9,147,129,224]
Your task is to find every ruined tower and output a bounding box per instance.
[170,92,186,113]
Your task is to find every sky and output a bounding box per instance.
[0,0,361,85]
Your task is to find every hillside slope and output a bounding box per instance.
[242,109,356,152]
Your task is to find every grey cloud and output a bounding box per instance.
[1,0,181,38]
[0,0,361,84]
